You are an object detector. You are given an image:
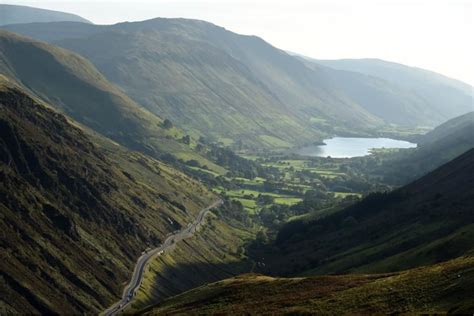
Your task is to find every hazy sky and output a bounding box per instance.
[3,0,474,85]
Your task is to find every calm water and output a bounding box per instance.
[296,137,417,158]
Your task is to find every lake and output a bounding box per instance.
[296,137,417,158]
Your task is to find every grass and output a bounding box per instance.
[334,192,362,198]
[309,116,329,124]
[188,166,221,177]
[216,137,234,146]
[274,197,303,205]
[128,212,257,312]
[0,81,217,315]
[174,152,226,175]
[262,160,345,177]
[213,187,303,213]
[141,256,474,314]
[233,177,265,185]
[235,198,258,214]
[226,189,282,198]
[258,135,292,148]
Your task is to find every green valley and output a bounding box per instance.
[0,3,473,315]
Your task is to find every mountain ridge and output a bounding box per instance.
[0,4,91,26]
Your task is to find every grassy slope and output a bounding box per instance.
[128,211,256,312]
[376,111,474,185]
[302,61,437,126]
[143,256,474,315]
[3,19,386,149]
[0,80,216,314]
[0,30,223,174]
[265,148,474,276]
[5,19,472,145]
[314,58,473,124]
[57,29,314,149]
[420,112,474,146]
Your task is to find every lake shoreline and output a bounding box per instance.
[295,137,417,158]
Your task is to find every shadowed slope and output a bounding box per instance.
[268,148,474,275]
[0,79,215,314]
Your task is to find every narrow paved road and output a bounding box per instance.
[102,199,223,316]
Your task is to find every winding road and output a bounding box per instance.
[102,199,223,316]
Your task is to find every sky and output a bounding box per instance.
[3,0,474,85]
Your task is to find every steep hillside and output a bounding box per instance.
[374,112,474,184]
[2,19,387,149]
[314,58,473,124]
[0,79,216,314]
[413,111,474,169]
[127,201,257,312]
[143,256,474,315]
[5,19,469,138]
[0,30,221,171]
[0,4,91,26]
[420,111,474,147]
[265,148,474,275]
[301,62,436,126]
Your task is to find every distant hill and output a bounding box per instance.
[303,62,439,126]
[313,58,473,125]
[0,30,222,172]
[269,148,474,275]
[0,4,91,26]
[142,256,474,314]
[0,77,215,314]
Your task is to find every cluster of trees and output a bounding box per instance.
[206,144,267,179]
[212,199,253,227]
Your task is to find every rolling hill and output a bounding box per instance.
[142,256,474,315]
[265,148,474,276]
[0,76,216,314]
[0,4,91,26]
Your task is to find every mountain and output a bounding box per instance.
[302,62,438,126]
[266,148,474,275]
[2,19,392,149]
[6,19,471,148]
[375,111,474,185]
[419,111,474,147]
[0,30,222,172]
[0,77,217,314]
[312,58,473,125]
[414,111,474,169]
[142,256,474,314]
[0,4,91,26]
